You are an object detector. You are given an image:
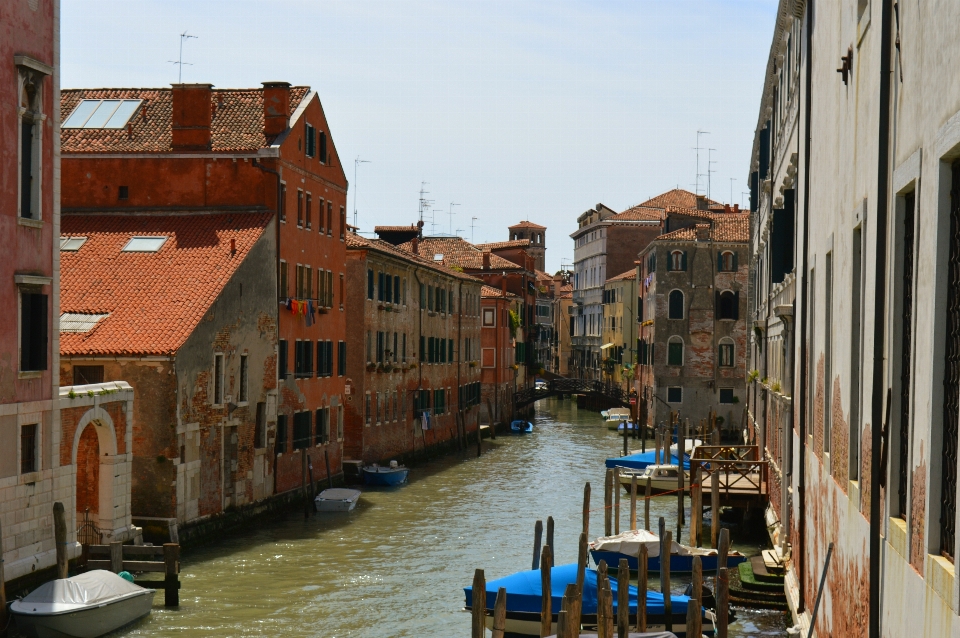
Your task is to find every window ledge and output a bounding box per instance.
[19,471,40,485]
[888,516,908,559]
[926,553,956,611]
[18,217,43,229]
[18,370,43,380]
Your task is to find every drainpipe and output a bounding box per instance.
[796,0,815,614]
[869,0,895,636]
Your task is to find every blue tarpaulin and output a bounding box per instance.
[604,450,691,471]
[463,563,690,615]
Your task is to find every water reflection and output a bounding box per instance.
[114,398,785,637]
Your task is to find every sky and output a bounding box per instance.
[61,0,777,274]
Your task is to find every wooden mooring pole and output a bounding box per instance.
[717,527,730,590]
[163,543,180,607]
[717,566,730,638]
[576,532,587,603]
[471,569,486,638]
[711,459,721,547]
[644,476,651,531]
[660,522,672,633]
[492,587,507,638]
[604,468,613,537]
[617,558,629,638]
[540,546,552,637]
[629,474,638,531]
[636,543,648,632]
[546,516,555,554]
[613,467,621,535]
[582,482,591,538]
[532,520,543,570]
[53,502,68,580]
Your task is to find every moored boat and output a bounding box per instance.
[618,464,688,495]
[314,487,362,512]
[511,420,534,433]
[589,529,747,574]
[463,563,709,636]
[362,461,410,486]
[601,408,632,430]
[11,570,155,638]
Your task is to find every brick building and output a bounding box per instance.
[636,208,749,427]
[344,233,482,462]
[553,281,574,376]
[58,81,348,517]
[507,221,546,271]
[480,285,521,426]
[58,213,277,527]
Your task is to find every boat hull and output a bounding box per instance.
[510,421,533,434]
[12,590,154,638]
[473,607,713,637]
[590,548,748,574]
[618,474,687,495]
[314,488,361,512]
[362,467,409,486]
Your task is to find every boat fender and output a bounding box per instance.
[118,571,135,583]
[389,460,398,468]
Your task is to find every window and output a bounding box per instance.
[340,206,346,240]
[448,338,454,363]
[717,291,738,320]
[255,402,267,448]
[279,183,287,222]
[317,340,327,377]
[668,338,683,366]
[305,123,316,157]
[719,341,734,367]
[434,388,445,414]
[278,340,288,379]
[668,290,684,320]
[402,334,407,363]
[306,193,312,229]
[279,261,288,299]
[20,291,47,372]
[367,269,375,300]
[327,271,334,307]
[63,99,141,129]
[667,387,682,403]
[340,273,345,309]
[118,186,129,200]
[669,250,686,271]
[718,251,736,272]
[122,236,167,252]
[378,271,385,302]
[385,272,393,303]
[294,340,314,378]
[73,365,104,385]
[365,393,372,425]
[719,388,735,404]
[21,424,37,474]
[394,275,401,304]
[327,202,333,236]
[338,405,344,439]
[297,190,304,226]
[338,341,346,376]
[60,236,87,251]
[276,414,288,454]
[316,407,329,444]
[318,199,325,233]
[239,355,248,402]
[941,159,960,559]
[318,131,328,163]
[293,412,311,450]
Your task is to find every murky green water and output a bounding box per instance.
[118,398,786,637]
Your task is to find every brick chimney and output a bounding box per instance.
[733,204,740,214]
[724,204,731,214]
[171,83,212,150]
[262,81,291,138]
[482,250,492,270]
[411,237,419,255]
[696,195,708,210]
[696,224,711,241]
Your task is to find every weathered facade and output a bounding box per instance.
[480,285,520,426]
[601,268,639,386]
[344,233,482,463]
[636,209,749,427]
[507,220,546,272]
[553,282,573,376]
[58,213,277,527]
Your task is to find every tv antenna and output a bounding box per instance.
[729,178,736,205]
[707,148,717,200]
[353,156,371,228]
[448,202,460,235]
[470,216,478,243]
[168,31,197,84]
[418,182,435,233]
[692,130,710,196]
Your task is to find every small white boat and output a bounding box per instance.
[601,407,632,430]
[619,464,688,495]
[11,570,154,638]
[314,487,361,512]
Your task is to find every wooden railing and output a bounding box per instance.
[691,445,767,502]
[86,542,181,606]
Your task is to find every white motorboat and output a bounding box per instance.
[619,464,688,495]
[601,407,632,430]
[314,487,361,512]
[11,570,155,638]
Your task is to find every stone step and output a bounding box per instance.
[761,548,786,574]
[737,561,787,593]
[750,556,786,584]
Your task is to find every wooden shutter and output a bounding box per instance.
[681,252,687,271]
[734,291,740,320]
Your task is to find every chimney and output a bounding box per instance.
[171,83,212,151]
[696,195,708,210]
[482,250,492,270]
[724,204,731,214]
[696,224,711,241]
[733,204,740,214]
[262,81,291,138]
[411,237,419,255]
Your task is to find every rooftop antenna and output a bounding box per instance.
[693,130,710,196]
[448,202,460,235]
[353,156,371,228]
[742,191,750,210]
[470,216,478,243]
[418,183,435,234]
[455,228,465,238]
[168,31,198,84]
[729,178,736,206]
[707,148,717,200]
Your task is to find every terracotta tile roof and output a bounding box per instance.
[474,239,531,250]
[560,283,573,293]
[346,233,480,282]
[637,188,719,210]
[613,206,666,222]
[508,220,546,230]
[396,237,523,271]
[60,86,310,153]
[535,270,553,282]
[481,284,518,298]
[606,268,637,283]
[374,224,419,232]
[59,212,272,356]
[654,213,749,243]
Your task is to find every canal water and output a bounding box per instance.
[122,397,787,637]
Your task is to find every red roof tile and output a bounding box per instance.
[481,284,518,298]
[474,239,531,250]
[396,237,523,271]
[613,206,666,222]
[508,220,546,230]
[606,268,637,283]
[374,225,419,232]
[654,213,749,243]
[347,233,480,282]
[638,188,719,209]
[60,87,310,153]
[60,212,272,356]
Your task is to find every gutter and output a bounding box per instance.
[869,1,895,636]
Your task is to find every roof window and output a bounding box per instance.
[433,254,444,262]
[60,236,87,251]
[122,236,167,252]
[60,312,109,333]
[63,99,142,129]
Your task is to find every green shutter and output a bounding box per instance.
[681,252,687,271]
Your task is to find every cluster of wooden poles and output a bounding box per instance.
[470,476,732,638]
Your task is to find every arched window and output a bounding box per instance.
[718,290,737,320]
[668,290,684,319]
[718,338,734,367]
[668,337,684,366]
[669,250,686,271]
[718,251,736,272]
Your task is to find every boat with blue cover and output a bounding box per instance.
[361,461,409,486]
[511,420,534,434]
[605,450,691,472]
[589,529,747,575]
[463,563,711,636]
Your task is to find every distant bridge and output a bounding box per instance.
[514,377,632,410]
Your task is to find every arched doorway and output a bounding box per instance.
[71,409,118,537]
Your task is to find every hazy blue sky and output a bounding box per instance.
[62,0,776,273]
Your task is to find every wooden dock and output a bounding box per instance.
[691,445,768,510]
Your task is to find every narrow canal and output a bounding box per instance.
[124,398,787,637]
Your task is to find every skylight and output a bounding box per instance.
[433,254,444,262]
[60,236,87,251]
[63,99,142,129]
[122,236,167,252]
[60,313,109,333]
